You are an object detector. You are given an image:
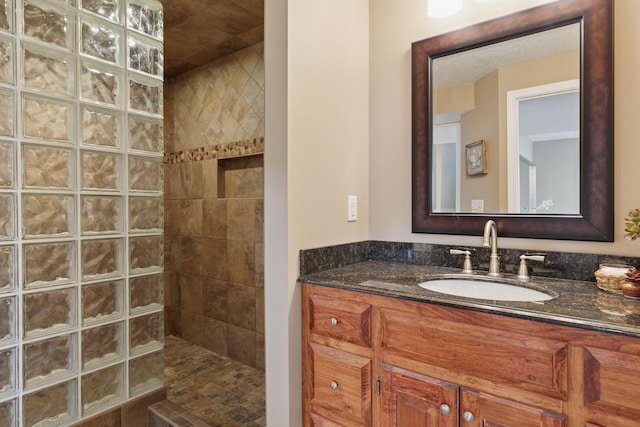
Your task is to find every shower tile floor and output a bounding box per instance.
[164,335,266,426]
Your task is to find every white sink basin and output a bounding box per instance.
[418,278,553,302]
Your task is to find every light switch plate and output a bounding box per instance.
[348,195,357,222]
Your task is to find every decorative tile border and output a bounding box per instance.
[164,137,264,164]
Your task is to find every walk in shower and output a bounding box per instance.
[0,0,165,424]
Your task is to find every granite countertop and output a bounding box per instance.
[299,260,640,338]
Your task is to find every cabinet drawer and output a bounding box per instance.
[309,294,371,347]
[309,343,372,426]
[379,308,568,400]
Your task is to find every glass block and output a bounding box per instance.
[0,140,14,187]
[81,61,121,105]
[0,347,15,398]
[80,16,122,64]
[0,0,13,33]
[129,196,162,232]
[0,399,16,427]
[22,43,74,96]
[129,350,162,397]
[23,334,76,390]
[22,144,74,189]
[0,246,15,293]
[81,195,122,235]
[81,363,124,416]
[22,194,74,238]
[128,36,162,77]
[0,89,13,137]
[23,0,74,50]
[129,115,162,153]
[129,155,162,192]
[0,194,13,240]
[81,151,121,190]
[0,296,15,345]
[81,280,124,326]
[127,0,163,40]
[81,238,123,280]
[129,312,162,356]
[130,274,162,314]
[129,235,162,273]
[0,36,14,84]
[23,241,76,289]
[22,93,73,142]
[82,105,120,147]
[129,75,162,115]
[23,287,76,338]
[23,379,76,427]
[81,321,124,370]
[81,0,120,23]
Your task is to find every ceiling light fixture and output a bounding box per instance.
[427,0,463,18]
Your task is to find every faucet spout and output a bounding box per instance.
[482,220,501,276]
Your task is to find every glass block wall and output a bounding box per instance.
[0,0,164,424]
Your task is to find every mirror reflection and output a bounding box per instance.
[431,23,580,215]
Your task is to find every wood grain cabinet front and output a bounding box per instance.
[583,346,640,426]
[308,343,372,426]
[309,293,372,348]
[379,363,458,427]
[302,283,640,427]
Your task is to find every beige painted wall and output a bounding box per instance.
[264,0,370,424]
[434,82,475,114]
[370,0,640,257]
[460,71,500,212]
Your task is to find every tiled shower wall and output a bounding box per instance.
[0,0,165,425]
[164,43,265,370]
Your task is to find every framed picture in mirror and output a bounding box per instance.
[465,140,487,176]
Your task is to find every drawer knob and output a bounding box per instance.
[330,317,338,326]
[439,404,450,415]
[463,411,474,422]
[330,381,339,390]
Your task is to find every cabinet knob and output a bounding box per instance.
[330,381,339,390]
[439,404,451,415]
[463,411,474,422]
[330,317,338,326]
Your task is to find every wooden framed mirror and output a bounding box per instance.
[412,0,613,241]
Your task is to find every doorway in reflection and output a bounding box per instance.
[507,81,580,214]
[432,121,460,213]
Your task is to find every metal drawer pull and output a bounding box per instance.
[330,317,338,326]
[439,404,450,415]
[330,381,338,390]
[463,411,474,422]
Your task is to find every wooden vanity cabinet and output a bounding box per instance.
[302,283,640,427]
[303,287,374,426]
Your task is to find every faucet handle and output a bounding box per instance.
[517,253,546,281]
[450,248,474,274]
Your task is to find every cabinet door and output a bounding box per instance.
[460,388,565,427]
[379,363,458,427]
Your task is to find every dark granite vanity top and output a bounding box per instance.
[299,260,640,338]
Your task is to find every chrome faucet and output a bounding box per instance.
[482,220,501,276]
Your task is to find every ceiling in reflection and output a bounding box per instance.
[432,23,580,89]
[159,0,264,77]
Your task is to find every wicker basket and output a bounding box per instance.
[595,269,628,293]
